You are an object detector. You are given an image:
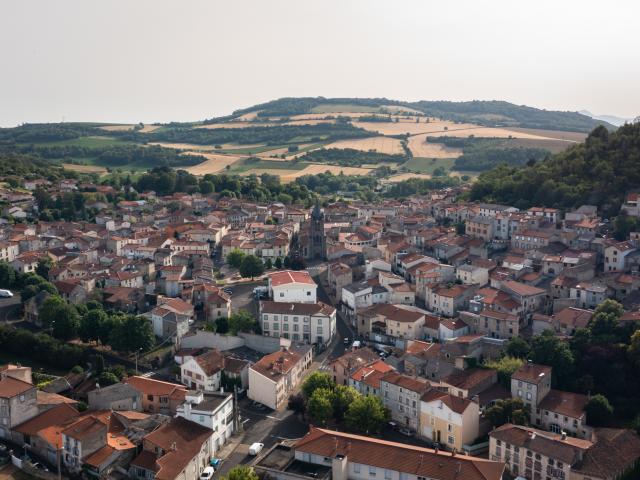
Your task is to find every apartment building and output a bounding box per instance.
[419,390,480,451]
[260,301,336,346]
[248,345,313,410]
[379,372,430,432]
[269,270,318,303]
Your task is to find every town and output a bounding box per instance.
[1,173,640,480]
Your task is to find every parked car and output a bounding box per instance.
[0,289,13,298]
[388,421,398,430]
[200,466,215,480]
[31,462,49,472]
[249,443,264,455]
[399,427,414,437]
[343,337,350,345]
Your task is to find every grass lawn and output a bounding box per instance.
[0,350,67,376]
[401,157,457,174]
[229,158,309,173]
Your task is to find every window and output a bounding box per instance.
[283,324,289,331]
[317,326,323,334]
[273,323,279,330]
[280,293,284,297]
[369,466,376,476]
[293,316,299,322]
[354,464,361,474]
[384,470,392,480]
[526,392,532,400]
[307,291,311,296]
[447,424,452,432]
[262,314,268,320]
[448,436,455,445]
[293,324,299,332]
[263,322,269,330]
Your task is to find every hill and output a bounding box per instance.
[469,122,640,214]
[215,97,614,133]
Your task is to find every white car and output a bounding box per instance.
[200,467,215,480]
[0,289,13,298]
[249,442,264,455]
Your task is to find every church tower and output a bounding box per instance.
[310,200,326,260]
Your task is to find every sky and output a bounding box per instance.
[1,0,639,127]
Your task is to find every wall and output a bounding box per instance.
[240,332,289,354]
[180,331,245,351]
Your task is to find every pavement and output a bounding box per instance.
[216,398,308,476]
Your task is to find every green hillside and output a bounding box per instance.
[469,123,640,213]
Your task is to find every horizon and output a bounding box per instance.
[1,0,639,127]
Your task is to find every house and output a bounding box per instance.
[327,262,353,302]
[357,303,426,341]
[175,390,234,455]
[439,368,498,399]
[466,216,495,241]
[511,363,591,439]
[456,263,489,287]
[341,282,373,323]
[260,301,336,346]
[61,415,109,472]
[349,360,394,397]
[379,371,430,432]
[180,349,225,392]
[604,241,637,272]
[124,376,187,415]
[248,345,313,410]
[490,423,640,480]
[87,382,142,411]
[0,375,38,440]
[426,284,477,317]
[438,318,469,341]
[499,280,547,317]
[129,417,214,480]
[532,307,593,337]
[269,270,317,303]
[570,282,608,309]
[329,347,379,386]
[419,390,480,452]
[291,427,505,480]
[151,297,194,341]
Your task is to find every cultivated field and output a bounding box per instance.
[100,124,134,132]
[148,142,219,151]
[62,163,108,174]
[506,128,587,142]
[353,119,475,136]
[183,153,243,174]
[383,173,434,183]
[140,124,162,133]
[278,164,373,182]
[196,122,275,129]
[325,136,404,155]
[408,134,463,158]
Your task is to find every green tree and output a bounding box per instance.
[227,249,245,268]
[628,330,640,368]
[506,337,531,359]
[585,394,614,426]
[97,371,119,387]
[302,372,334,398]
[40,295,80,340]
[228,310,257,335]
[345,395,388,434]
[307,388,334,425]
[216,316,229,334]
[239,255,265,279]
[455,221,466,235]
[222,466,259,480]
[79,309,108,343]
[274,257,283,269]
[484,356,524,388]
[109,315,154,352]
[199,180,215,195]
[589,299,623,341]
[332,385,360,421]
[531,331,574,388]
[0,262,16,288]
[485,398,530,427]
[264,258,273,270]
[36,257,53,279]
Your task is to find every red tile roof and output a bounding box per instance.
[269,270,316,287]
[296,428,505,480]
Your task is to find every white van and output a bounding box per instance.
[249,443,264,455]
[0,289,13,298]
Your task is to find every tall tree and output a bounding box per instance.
[345,395,388,434]
[531,331,574,388]
[239,255,265,279]
[227,249,245,268]
[302,372,334,398]
[307,388,334,425]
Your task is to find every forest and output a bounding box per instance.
[298,147,406,167]
[469,123,640,213]
[118,122,375,146]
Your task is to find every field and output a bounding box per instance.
[279,164,373,182]
[401,157,457,174]
[100,124,134,132]
[383,173,434,183]
[62,163,108,174]
[148,142,219,151]
[325,136,404,155]
[408,134,463,158]
[196,122,275,129]
[309,104,381,113]
[506,128,587,142]
[183,152,243,174]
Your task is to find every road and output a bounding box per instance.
[216,398,308,476]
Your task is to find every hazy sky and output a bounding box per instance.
[1,0,639,127]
